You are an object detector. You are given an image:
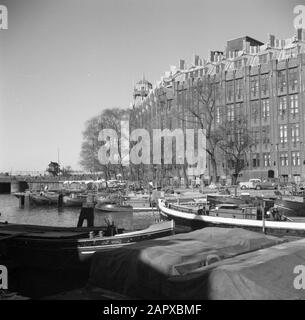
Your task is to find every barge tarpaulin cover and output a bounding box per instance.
[88,227,293,299]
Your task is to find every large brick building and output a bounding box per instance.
[130,29,305,185]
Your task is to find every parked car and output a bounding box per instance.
[255,180,278,190]
[239,179,261,190]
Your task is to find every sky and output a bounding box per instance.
[0,0,302,173]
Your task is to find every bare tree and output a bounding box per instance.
[175,76,221,182]
[80,108,129,179]
[217,116,253,185]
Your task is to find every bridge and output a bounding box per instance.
[0,176,30,194]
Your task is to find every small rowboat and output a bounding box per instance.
[63,195,86,207]
[43,192,59,205]
[95,203,133,213]
[30,194,52,205]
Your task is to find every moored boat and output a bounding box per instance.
[95,203,133,213]
[30,193,53,205]
[275,197,305,217]
[43,192,59,205]
[63,194,86,207]
[0,219,175,270]
[158,199,305,237]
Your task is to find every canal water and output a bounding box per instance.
[0,194,159,231]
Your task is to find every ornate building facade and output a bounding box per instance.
[130,29,305,185]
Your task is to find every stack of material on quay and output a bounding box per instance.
[88,227,288,299]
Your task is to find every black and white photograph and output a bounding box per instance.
[1,0,305,307]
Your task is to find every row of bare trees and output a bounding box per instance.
[176,77,253,185]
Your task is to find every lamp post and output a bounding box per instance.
[271,143,280,181]
[262,196,265,234]
[300,141,303,184]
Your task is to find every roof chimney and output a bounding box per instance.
[179,59,185,70]
[297,28,304,41]
[269,34,275,47]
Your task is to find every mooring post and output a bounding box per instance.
[24,190,31,209]
[19,195,25,209]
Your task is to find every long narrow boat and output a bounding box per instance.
[0,220,175,270]
[158,199,305,237]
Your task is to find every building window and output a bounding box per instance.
[263,153,271,167]
[278,96,287,118]
[250,75,259,97]
[252,129,260,147]
[236,127,245,145]
[259,54,268,64]
[285,48,294,58]
[252,153,260,168]
[262,99,270,119]
[235,78,243,100]
[280,152,289,167]
[288,68,298,91]
[291,123,300,144]
[278,70,287,93]
[226,80,234,102]
[262,126,270,145]
[251,101,259,123]
[290,94,299,118]
[215,82,221,102]
[291,152,300,166]
[235,103,243,119]
[279,125,288,144]
[227,105,234,121]
[260,74,269,95]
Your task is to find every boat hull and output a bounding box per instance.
[0,220,175,270]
